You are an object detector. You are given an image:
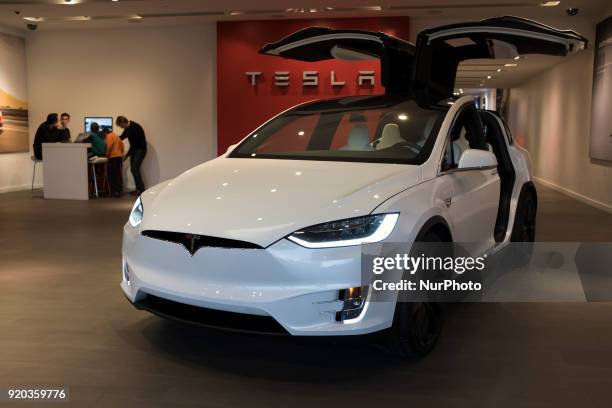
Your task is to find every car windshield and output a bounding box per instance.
[229,96,446,164]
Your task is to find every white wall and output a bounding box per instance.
[24,23,216,192]
[506,17,612,212]
[507,46,612,212]
[0,25,33,194]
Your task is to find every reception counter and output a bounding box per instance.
[42,143,91,200]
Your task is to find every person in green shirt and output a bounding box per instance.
[87,122,107,158]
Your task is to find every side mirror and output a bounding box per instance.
[225,144,237,155]
[457,149,498,170]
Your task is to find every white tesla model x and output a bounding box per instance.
[122,17,586,357]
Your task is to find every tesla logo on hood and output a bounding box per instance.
[184,234,200,256]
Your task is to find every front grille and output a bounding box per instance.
[134,294,288,335]
[142,230,263,255]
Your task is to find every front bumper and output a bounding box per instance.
[121,224,396,336]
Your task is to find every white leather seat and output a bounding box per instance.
[376,123,403,150]
[338,124,372,151]
[452,129,470,163]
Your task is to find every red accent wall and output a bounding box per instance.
[216,17,411,155]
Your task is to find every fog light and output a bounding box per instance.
[336,286,368,322]
[123,260,131,284]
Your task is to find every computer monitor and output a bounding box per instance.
[84,117,113,133]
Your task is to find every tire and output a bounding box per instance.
[509,189,537,267]
[387,230,444,359]
[511,189,537,242]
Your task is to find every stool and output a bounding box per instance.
[88,157,110,198]
[30,155,42,192]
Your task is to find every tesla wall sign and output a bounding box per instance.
[245,70,376,88]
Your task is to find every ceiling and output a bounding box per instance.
[456,55,569,89]
[0,0,609,31]
[0,0,608,90]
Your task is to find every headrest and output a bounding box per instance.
[339,125,370,151]
[347,124,369,147]
[377,123,403,150]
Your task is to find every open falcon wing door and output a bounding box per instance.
[259,27,415,94]
[412,16,588,106]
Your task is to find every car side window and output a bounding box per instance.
[441,106,486,172]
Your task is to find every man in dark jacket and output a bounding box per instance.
[116,116,147,195]
[33,113,61,160]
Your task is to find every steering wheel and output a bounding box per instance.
[395,141,422,154]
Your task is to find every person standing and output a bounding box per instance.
[104,128,125,197]
[58,112,71,142]
[33,113,61,160]
[116,116,147,195]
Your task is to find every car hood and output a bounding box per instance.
[140,158,421,247]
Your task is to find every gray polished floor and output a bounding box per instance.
[1,185,611,407]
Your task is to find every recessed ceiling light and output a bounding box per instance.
[228,11,243,16]
[539,1,560,7]
[497,68,502,72]
[65,15,91,21]
[331,5,383,12]
[285,7,320,13]
[504,63,518,67]
[286,8,312,13]
[487,75,492,79]
[23,16,44,22]
[514,55,521,60]
[324,6,334,11]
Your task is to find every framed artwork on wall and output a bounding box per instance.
[590,15,612,162]
[0,32,29,154]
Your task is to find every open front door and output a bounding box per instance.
[413,16,588,105]
[259,27,415,93]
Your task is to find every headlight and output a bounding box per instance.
[129,196,144,227]
[287,213,399,248]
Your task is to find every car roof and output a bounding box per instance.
[291,94,449,115]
